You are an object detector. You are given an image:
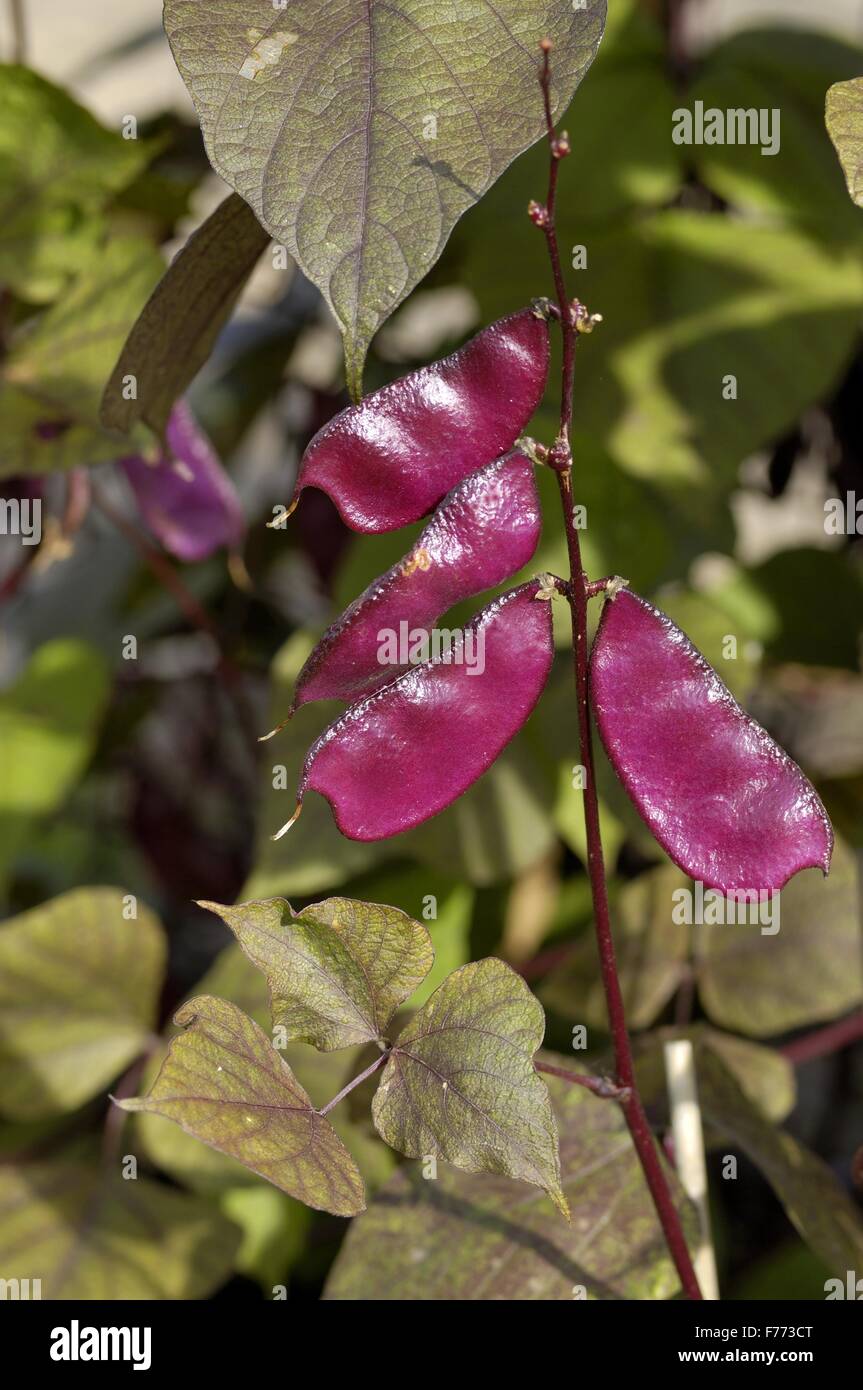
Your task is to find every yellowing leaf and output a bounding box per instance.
[373,957,565,1215]
[119,995,365,1216]
[0,887,166,1120]
[200,895,433,1050]
[827,76,863,206]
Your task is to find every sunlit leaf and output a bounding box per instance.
[373,958,565,1214]
[163,0,607,392]
[0,65,151,301]
[0,887,165,1121]
[827,75,863,206]
[0,640,109,888]
[200,895,433,1050]
[1,238,164,477]
[120,995,365,1215]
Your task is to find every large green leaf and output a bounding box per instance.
[0,887,166,1120]
[696,838,863,1037]
[101,193,271,436]
[327,1059,694,1299]
[200,895,433,1049]
[1,237,164,477]
[163,0,607,394]
[0,1155,239,1298]
[120,995,366,1215]
[691,30,863,235]
[827,76,863,207]
[0,66,151,301]
[373,958,565,1214]
[0,640,109,887]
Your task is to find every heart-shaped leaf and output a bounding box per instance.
[119,995,365,1216]
[0,888,166,1120]
[826,76,863,207]
[198,896,433,1050]
[287,580,555,842]
[590,588,833,891]
[372,957,566,1214]
[102,193,271,436]
[289,451,541,709]
[329,1055,694,1299]
[163,0,607,391]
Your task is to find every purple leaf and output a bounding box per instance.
[280,581,555,842]
[120,401,245,563]
[290,451,542,711]
[290,307,550,533]
[590,589,833,892]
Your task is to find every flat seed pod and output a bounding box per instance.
[120,401,245,563]
[290,452,541,711]
[290,308,550,533]
[281,581,555,842]
[590,589,833,892]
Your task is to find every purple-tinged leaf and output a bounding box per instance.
[372,958,566,1216]
[290,452,541,711]
[590,589,833,892]
[198,896,433,1051]
[118,995,365,1217]
[280,581,555,843]
[119,401,245,562]
[290,308,550,533]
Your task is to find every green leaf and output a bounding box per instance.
[0,887,166,1120]
[691,30,863,235]
[0,1156,239,1298]
[101,193,271,436]
[327,1058,695,1299]
[372,958,566,1215]
[0,640,109,888]
[0,66,151,301]
[199,895,433,1050]
[827,76,863,206]
[633,1024,797,1129]
[696,838,863,1037]
[689,1049,863,1277]
[163,0,607,393]
[539,864,690,1032]
[1,237,164,477]
[218,1184,311,1292]
[119,995,366,1216]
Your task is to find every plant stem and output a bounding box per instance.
[536,42,702,1301]
[8,0,26,63]
[781,1011,863,1067]
[318,1051,389,1116]
[535,1060,630,1101]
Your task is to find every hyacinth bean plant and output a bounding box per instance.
[112,27,837,1304]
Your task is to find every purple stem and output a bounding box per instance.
[536,42,702,1301]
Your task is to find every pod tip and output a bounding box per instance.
[272,801,303,840]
